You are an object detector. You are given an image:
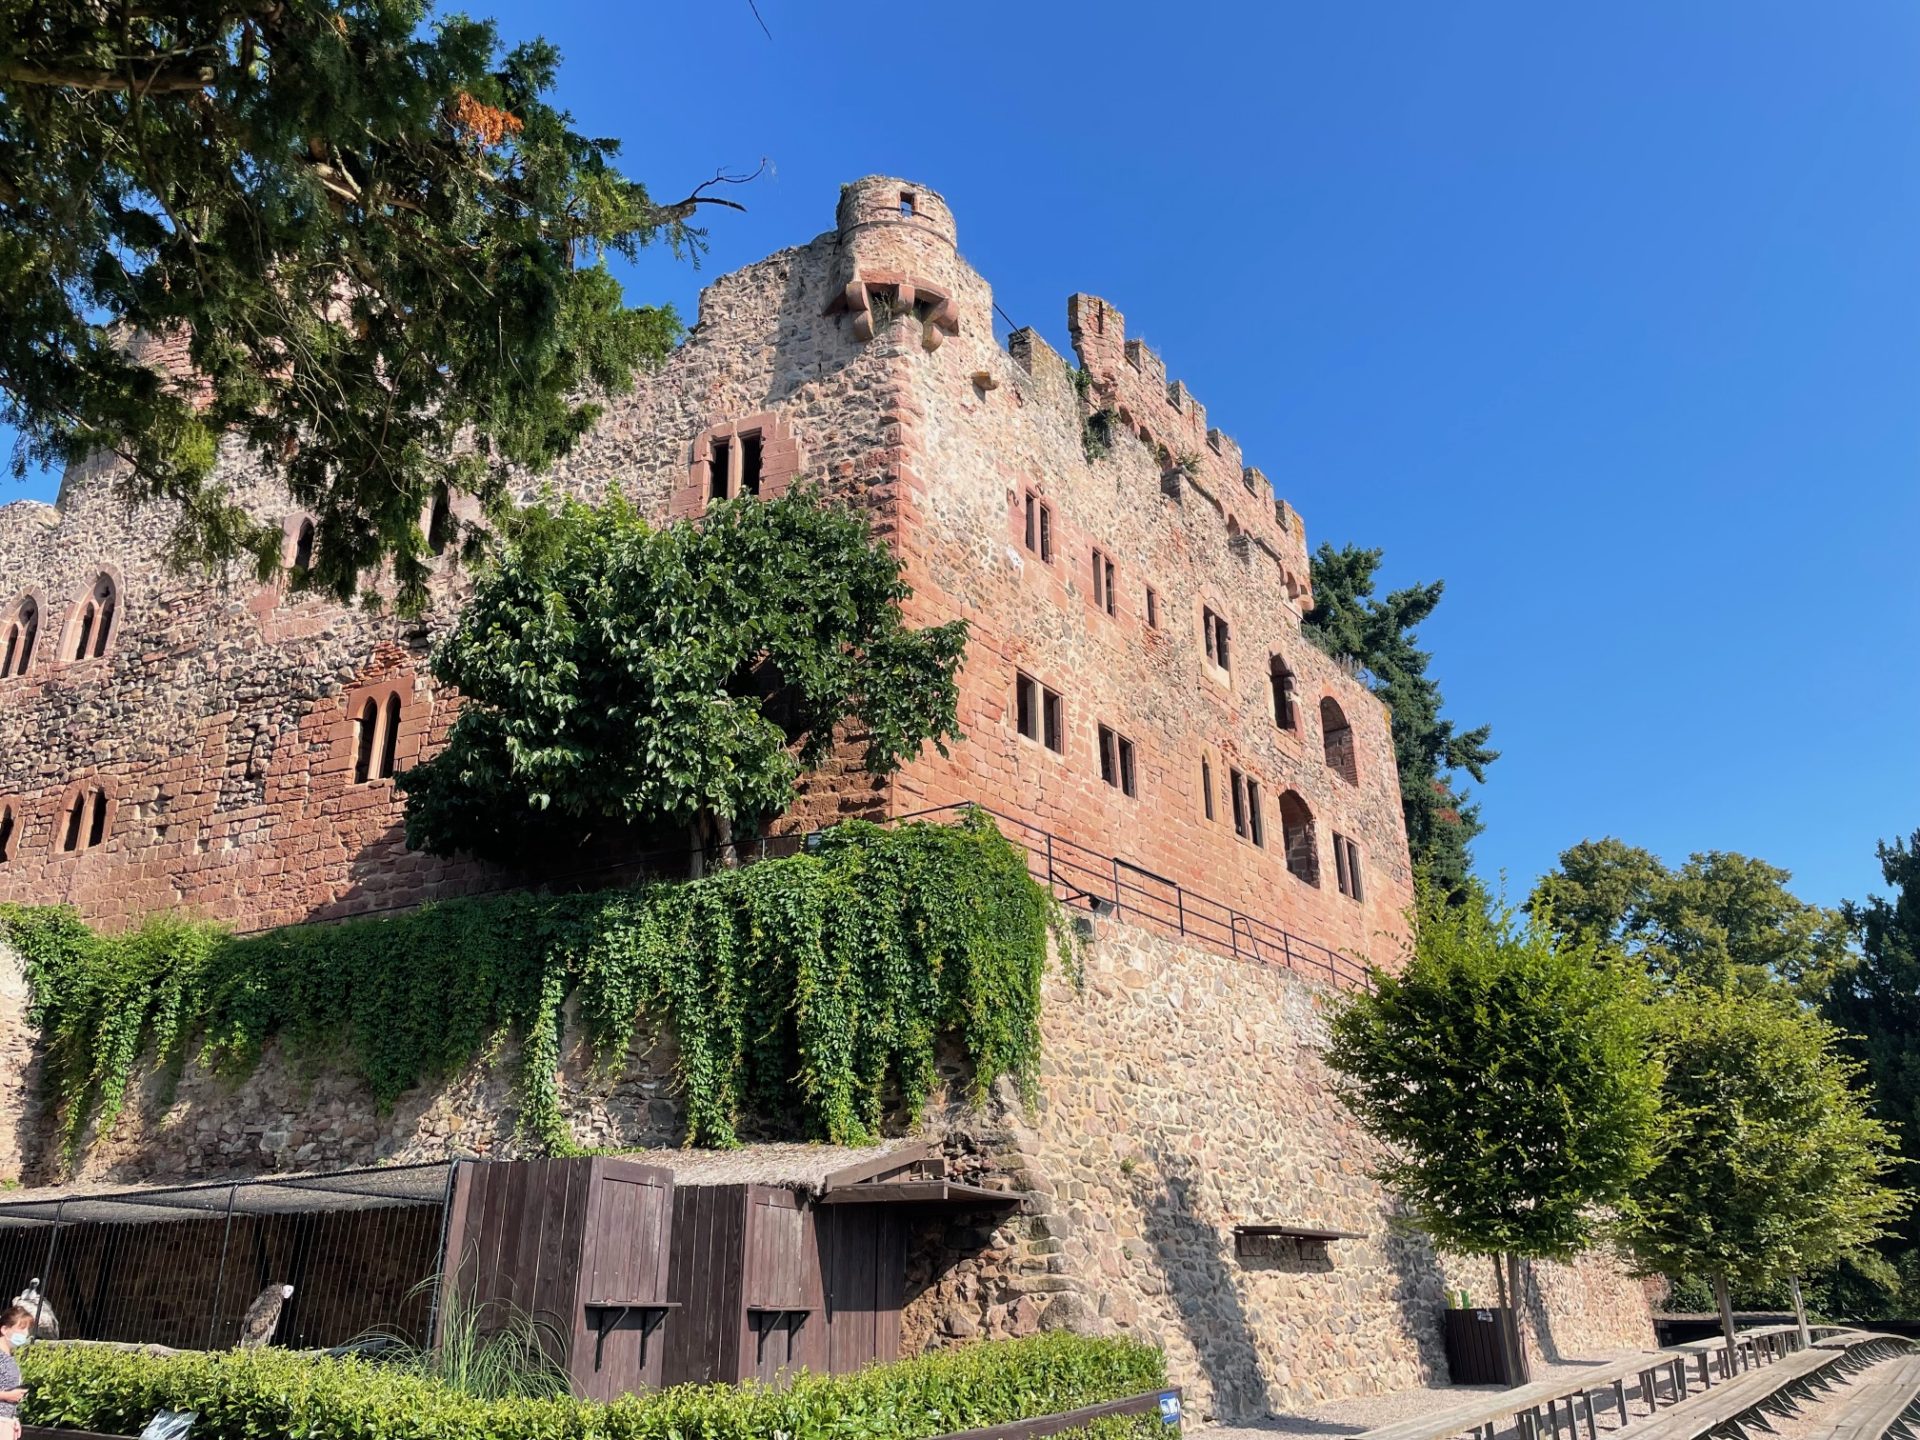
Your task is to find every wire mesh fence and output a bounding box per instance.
[0,1162,454,1351]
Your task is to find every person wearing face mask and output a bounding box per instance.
[0,1302,32,1440]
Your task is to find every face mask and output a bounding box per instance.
[9,1331,28,1349]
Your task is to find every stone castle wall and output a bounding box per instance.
[0,912,1653,1423]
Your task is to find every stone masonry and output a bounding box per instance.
[0,178,1651,1417]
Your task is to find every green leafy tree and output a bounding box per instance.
[1533,839,1850,996]
[1619,987,1908,1351]
[2,0,736,612]
[1303,545,1496,892]
[1325,881,1659,1379]
[399,489,968,864]
[1824,831,1920,1274]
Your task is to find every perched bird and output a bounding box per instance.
[12,1278,57,1341]
[235,1283,293,1350]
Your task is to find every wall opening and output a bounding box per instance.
[379,695,403,780]
[60,788,108,853]
[1281,791,1319,885]
[1015,672,1064,755]
[426,485,453,556]
[1320,697,1358,785]
[1022,492,1054,562]
[2,598,36,677]
[0,805,13,864]
[71,574,117,661]
[292,520,316,577]
[709,437,732,501]
[1201,756,1214,821]
[1270,657,1297,731]
[738,432,764,496]
[1202,607,1231,671]
[899,191,916,217]
[352,698,380,784]
[1145,586,1159,629]
[1334,833,1364,901]
[1098,725,1137,797]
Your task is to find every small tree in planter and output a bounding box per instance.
[400,488,967,865]
[1326,882,1660,1383]
[1619,987,1907,1358]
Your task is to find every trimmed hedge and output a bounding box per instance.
[22,1331,1171,1440]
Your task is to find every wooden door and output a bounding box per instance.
[741,1187,825,1383]
[571,1158,675,1400]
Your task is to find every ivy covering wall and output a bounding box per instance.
[1,811,1071,1158]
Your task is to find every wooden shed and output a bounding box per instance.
[441,1155,677,1400]
[648,1142,1017,1386]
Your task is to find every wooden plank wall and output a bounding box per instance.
[821,1205,907,1373]
[741,1186,826,1383]
[444,1159,592,1375]
[663,1184,748,1386]
[572,1159,675,1400]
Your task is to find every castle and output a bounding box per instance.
[0,178,1650,1418]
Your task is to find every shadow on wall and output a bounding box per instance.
[1521,1258,1565,1366]
[1378,1208,1459,1386]
[1139,1142,1270,1422]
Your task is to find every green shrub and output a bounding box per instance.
[21,1331,1170,1440]
[3,810,1073,1156]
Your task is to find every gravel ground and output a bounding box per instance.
[1195,1348,1912,1440]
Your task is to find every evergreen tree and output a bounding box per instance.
[1534,839,1850,997]
[399,489,968,864]
[1303,544,1496,891]
[1,1,733,612]
[1824,831,1920,1269]
[1325,881,1659,1378]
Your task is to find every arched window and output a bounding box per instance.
[1280,791,1319,885]
[352,697,380,784]
[292,519,316,577]
[61,787,108,853]
[1320,697,1357,785]
[1270,656,1297,731]
[71,574,116,661]
[378,694,403,779]
[2,598,37,677]
[0,805,14,865]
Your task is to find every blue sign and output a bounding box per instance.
[1158,1391,1182,1426]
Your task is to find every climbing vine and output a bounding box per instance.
[1,812,1073,1160]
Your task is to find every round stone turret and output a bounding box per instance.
[836,176,957,254]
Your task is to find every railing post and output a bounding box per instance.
[1112,857,1123,921]
[1176,886,1185,937]
[1045,833,1056,894]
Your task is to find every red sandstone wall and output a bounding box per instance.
[0,175,1412,976]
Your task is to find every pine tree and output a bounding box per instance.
[1,1,735,612]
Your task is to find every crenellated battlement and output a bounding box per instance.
[1064,293,1313,610]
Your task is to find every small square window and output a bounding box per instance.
[900,191,917,217]
[1091,549,1116,616]
[1098,726,1137,797]
[1017,671,1065,754]
[1023,493,1054,563]
[1203,607,1231,671]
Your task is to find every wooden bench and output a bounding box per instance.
[1610,1346,1844,1440]
[1362,1351,1676,1440]
[1803,1352,1920,1440]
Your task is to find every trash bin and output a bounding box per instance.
[1443,1307,1526,1385]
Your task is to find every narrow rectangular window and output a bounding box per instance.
[1016,672,1038,742]
[1230,768,1247,838]
[1102,557,1116,616]
[739,432,764,496]
[1203,608,1218,664]
[1335,832,1352,897]
[61,796,83,852]
[1246,779,1264,847]
[86,791,107,848]
[1216,614,1231,671]
[1099,725,1117,785]
[1347,839,1364,901]
[1043,689,1064,754]
[1091,549,1107,611]
[1145,587,1159,629]
[1201,757,1214,820]
[1118,735,1136,796]
[1038,503,1052,562]
[709,437,731,501]
[1024,494,1037,551]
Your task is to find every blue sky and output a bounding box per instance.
[8,2,1916,909]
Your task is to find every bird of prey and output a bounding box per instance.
[11,1278,57,1340]
[235,1284,294,1349]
